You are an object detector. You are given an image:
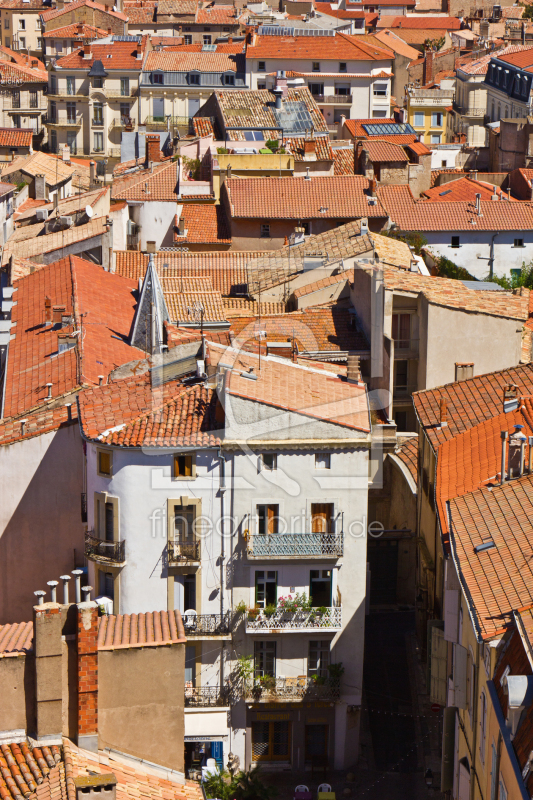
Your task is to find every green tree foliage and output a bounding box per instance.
[382,229,428,255]
[488,261,533,290]
[203,767,278,800]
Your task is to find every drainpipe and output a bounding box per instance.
[217,448,226,691]
[469,641,481,800]
[488,232,499,279]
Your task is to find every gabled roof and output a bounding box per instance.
[144,48,244,73]
[0,150,76,185]
[42,23,109,39]
[2,216,110,266]
[55,40,146,70]
[224,175,388,219]
[175,204,231,244]
[41,0,128,22]
[377,14,461,28]
[3,256,143,418]
[112,160,180,201]
[421,176,511,202]
[378,183,533,231]
[195,3,242,24]
[162,275,228,324]
[115,250,250,291]
[373,29,420,59]
[246,31,394,60]
[284,135,334,162]
[362,139,409,162]
[0,59,48,83]
[412,363,533,452]
[212,88,329,138]
[342,117,419,144]
[332,144,355,175]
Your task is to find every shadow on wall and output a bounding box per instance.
[0,423,85,624]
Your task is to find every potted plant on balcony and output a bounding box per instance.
[278,592,311,621]
[247,606,260,621]
[259,674,276,695]
[264,603,277,618]
[311,673,327,686]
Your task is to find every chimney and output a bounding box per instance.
[305,166,311,181]
[370,177,377,197]
[475,192,482,215]
[439,397,448,427]
[60,575,71,603]
[178,216,185,235]
[303,137,316,156]
[34,601,63,739]
[423,50,434,86]
[77,22,83,33]
[492,186,498,201]
[73,775,117,800]
[34,590,46,605]
[469,169,478,181]
[145,134,161,167]
[35,173,46,200]
[53,304,66,324]
[44,296,52,325]
[346,354,361,383]
[72,569,84,603]
[500,429,508,484]
[274,69,288,98]
[107,27,112,34]
[90,160,96,187]
[47,580,58,602]
[77,599,99,752]
[228,36,233,43]
[273,87,283,110]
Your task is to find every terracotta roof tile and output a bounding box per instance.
[378,183,533,231]
[115,251,250,291]
[292,272,349,299]
[55,40,145,70]
[0,743,60,800]
[225,175,388,218]
[373,29,420,58]
[394,436,418,483]
[314,3,366,18]
[195,3,241,24]
[429,167,465,187]
[162,275,228,322]
[42,23,108,38]
[41,0,128,23]
[362,139,409,162]
[377,14,461,28]
[0,621,33,656]
[144,47,243,72]
[247,31,394,60]
[97,610,186,649]
[422,176,511,202]
[1,151,78,185]
[0,128,32,148]
[192,117,215,138]
[0,59,47,83]
[284,136,334,162]
[223,298,286,316]
[2,217,110,266]
[112,160,179,201]
[332,145,355,175]
[175,204,230,244]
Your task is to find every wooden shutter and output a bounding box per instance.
[453,643,468,710]
[430,624,447,705]
[444,589,459,643]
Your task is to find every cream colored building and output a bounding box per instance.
[0,0,47,55]
[0,59,48,136]
[47,36,147,173]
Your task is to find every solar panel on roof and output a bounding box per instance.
[362,122,416,136]
[202,43,217,50]
[295,27,336,35]
[112,35,142,41]
[258,25,295,35]
[273,101,315,135]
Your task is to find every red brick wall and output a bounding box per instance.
[77,605,98,736]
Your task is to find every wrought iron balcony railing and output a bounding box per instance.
[44,114,83,127]
[85,532,125,564]
[183,611,232,635]
[246,606,341,632]
[311,94,353,105]
[245,676,340,702]
[168,538,200,563]
[247,532,343,558]
[184,686,232,707]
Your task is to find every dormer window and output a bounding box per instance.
[153,72,163,84]
[223,73,234,85]
[188,72,200,85]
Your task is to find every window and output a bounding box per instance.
[334,83,350,96]
[174,453,195,478]
[120,102,129,123]
[395,359,409,394]
[260,223,270,238]
[4,18,8,29]
[257,504,279,535]
[479,691,487,763]
[308,82,324,97]
[203,34,211,44]
[11,90,19,109]
[66,130,77,155]
[189,72,200,85]
[66,101,76,124]
[184,575,196,611]
[430,134,441,144]
[29,89,37,108]
[255,571,277,608]
[93,76,103,88]
[223,73,235,85]
[490,743,498,800]
[174,504,195,542]
[339,61,347,72]
[93,131,103,151]
[468,655,476,725]
[98,570,114,599]
[254,640,276,678]
[258,60,265,71]
[310,569,332,606]
[372,109,387,118]
[35,17,41,29]
[514,238,524,247]
[258,82,266,90]
[184,34,192,44]
[392,312,411,349]
[18,18,24,29]
[315,453,331,469]
[4,37,9,48]
[18,36,25,48]
[431,112,443,126]
[312,61,320,72]
[49,74,56,93]
[93,102,103,124]
[12,115,20,128]
[153,72,163,84]
[97,449,112,477]
[455,363,473,381]
[311,504,334,534]
[451,235,460,248]
[66,76,76,95]
[120,77,129,96]
[96,160,105,177]
[414,111,424,126]
[484,643,491,678]
[308,641,330,678]
[54,39,63,52]
[373,82,387,96]
[203,26,211,30]
[261,452,277,471]
[50,129,57,152]
[185,644,196,685]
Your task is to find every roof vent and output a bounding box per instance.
[474,540,496,554]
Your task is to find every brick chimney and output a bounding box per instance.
[77,601,99,752]
[439,397,448,427]
[145,134,161,167]
[44,296,53,326]
[52,304,66,325]
[346,354,361,383]
[303,138,316,156]
[423,50,434,86]
[274,70,288,97]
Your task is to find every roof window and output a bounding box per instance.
[474,540,496,554]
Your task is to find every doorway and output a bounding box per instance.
[252,721,291,761]
[305,724,328,761]
[367,538,398,605]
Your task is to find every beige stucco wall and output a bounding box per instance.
[98,644,185,772]
[0,654,34,735]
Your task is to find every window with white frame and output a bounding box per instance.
[430,134,441,144]
[414,111,424,126]
[373,82,388,96]
[431,112,443,126]
[308,640,330,677]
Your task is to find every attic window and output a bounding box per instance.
[439,189,451,196]
[474,540,496,554]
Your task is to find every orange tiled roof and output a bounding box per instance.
[41,0,128,22]
[224,175,387,219]
[2,217,110,266]
[0,128,32,148]
[373,29,420,59]
[78,376,224,448]
[496,47,533,69]
[429,167,465,187]
[412,363,533,452]
[362,139,408,162]
[55,40,146,70]
[175,204,230,244]
[333,146,355,175]
[0,743,61,800]
[144,48,244,72]
[4,256,144,418]
[162,275,228,322]
[192,117,215,138]
[247,31,394,60]
[215,344,371,432]
[0,620,33,656]
[43,23,109,38]
[97,610,186,649]
[422,176,512,202]
[0,60,47,83]
[284,136,334,162]
[377,14,461,28]
[378,183,533,231]
[223,298,286,317]
[115,250,250,291]
[406,140,431,156]
[112,160,179,201]
[292,272,349,299]
[394,436,418,483]
[342,117,419,145]
[195,3,241,24]
[125,6,155,21]
[314,3,366,18]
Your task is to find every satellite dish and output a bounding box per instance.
[85,205,94,218]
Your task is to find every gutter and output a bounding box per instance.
[447,499,484,643]
[487,680,531,800]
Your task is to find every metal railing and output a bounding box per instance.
[168,538,200,563]
[393,383,417,399]
[85,532,125,563]
[105,88,138,98]
[393,337,419,354]
[245,676,340,702]
[92,118,104,126]
[183,612,232,635]
[311,94,353,104]
[246,606,342,632]
[453,101,486,118]
[44,114,83,126]
[247,532,343,558]
[185,686,231,707]
[109,116,135,131]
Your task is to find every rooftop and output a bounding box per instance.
[361,139,409,162]
[0,59,48,83]
[421,176,511,202]
[42,23,109,39]
[112,160,180,201]
[175,204,230,245]
[393,436,418,484]
[0,151,78,186]
[54,39,146,71]
[377,14,461,28]
[41,0,128,23]
[372,29,420,59]
[2,216,110,266]
[143,47,244,73]
[246,31,394,60]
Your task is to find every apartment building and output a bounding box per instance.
[0,59,48,136]
[246,30,394,129]
[75,261,373,772]
[126,0,247,43]
[42,22,109,61]
[406,79,455,145]
[485,47,533,121]
[40,0,128,39]
[47,36,148,173]
[139,43,247,122]
[0,0,48,54]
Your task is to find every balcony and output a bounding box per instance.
[393,337,419,357]
[109,116,135,132]
[393,383,417,402]
[168,538,200,564]
[452,101,486,118]
[105,88,138,98]
[311,94,353,105]
[185,686,232,707]
[44,114,83,127]
[246,606,342,633]
[85,532,126,565]
[144,115,193,133]
[47,93,86,100]
[246,532,343,559]
[92,118,104,127]
[245,676,340,703]
[183,611,232,636]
